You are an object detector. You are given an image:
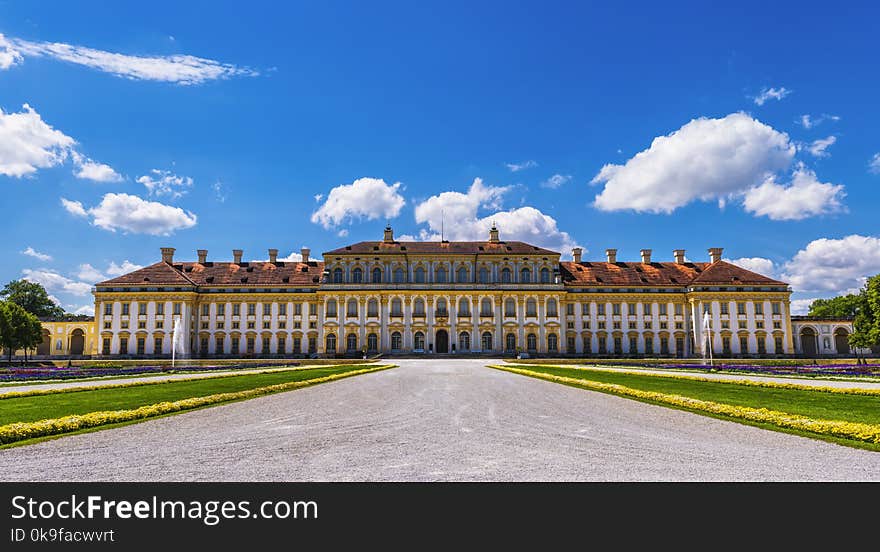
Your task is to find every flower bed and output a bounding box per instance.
[0,363,299,383]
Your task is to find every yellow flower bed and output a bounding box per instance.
[489,365,880,445]
[0,364,361,401]
[0,365,393,445]
[521,363,880,397]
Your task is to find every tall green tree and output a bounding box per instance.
[0,301,43,363]
[848,275,880,361]
[0,279,65,318]
[807,294,862,318]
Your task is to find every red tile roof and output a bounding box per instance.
[324,241,558,256]
[97,261,325,287]
[560,260,786,287]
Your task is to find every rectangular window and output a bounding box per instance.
[775,336,783,353]
[597,304,606,316]
[138,321,146,329]
[156,320,164,329]
[279,304,287,316]
[309,321,317,329]
[121,303,130,315]
[104,303,113,315]
[263,303,271,316]
[293,337,301,354]
[739,336,749,353]
[629,336,638,353]
[216,337,224,354]
[757,337,766,354]
[659,321,667,329]
[612,303,621,315]
[104,321,112,329]
[293,322,301,329]
[233,304,241,316]
[136,337,146,355]
[772,302,781,315]
[722,337,731,355]
[247,337,255,353]
[566,303,574,316]
[755,302,763,315]
[263,321,271,329]
[263,337,271,353]
[674,304,683,316]
[597,321,606,329]
[138,303,147,315]
[628,321,637,330]
[248,303,256,316]
[156,303,164,315]
[155,337,163,354]
[613,337,622,354]
[247,321,256,329]
[612,321,621,330]
[627,303,636,316]
[308,337,317,353]
[121,321,129,329]
[660,337,669,355]
[658,304,667,316]
[173,302,182,315]
[598,337,607,354]
[644,303,651,315]
[201,321,209,329]
[582,303,589,315]
[231,337,240,355]
[278,337,286,354]
[217,304,225,316]
[199,304,208,316]
[675,321,683,329]
[566,322,574,329]
[738,321,747,329]
[278,320,286,329]
[756,321,764,329]
[294,303,302,315]
[645,337,653,355]
[119,337,128,354]
[737,302,746,315]
[102,338,111,355]
[582,321,590,329]
[583,336,592,354]
[309,304,317,316]
[720,303,729,315]
[232,321,240,329]
[721,321,729,329]
[773,321,781,329]
[216,322,224,329]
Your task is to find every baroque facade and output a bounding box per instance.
[91,225,805,359]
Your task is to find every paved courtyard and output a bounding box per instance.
[1,359,878,481]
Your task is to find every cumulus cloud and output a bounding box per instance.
[724,257,776,278]
[311,177,405,229]
[411,178,579,253]
[869,153,880,175]
[21,247,52,261]
[4,35,258,85]
[781,235,880,294]
[540,174,571,189]
[70,305,94,316]
[798,114,840,129]
[72,152,123,182]
[77,260,145,282]
[278,251,303,262]
[752,86,791,105]
[63,193,197,235]
[22,268,92,296]
[106,260,145,276]
[805,136,836,158]
[506,160,538,172]
[137,169,193,197]
[76,263,106,282]
[742,165,845,220]
[0,103,75,177]
[790,298,818,315]
[591,113,796,214]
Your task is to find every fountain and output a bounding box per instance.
[171,316,184,369]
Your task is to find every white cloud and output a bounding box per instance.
[724,257,776,278]
[506,160,538,172]
[869,153,880,175]
[65,193,197,235]
[76,263,106,282]
[337,228,349,237]
[742,165,845,220]
[278,251,303,262]
[5,35,258,85]
[591,113,796,214]
[76,260,144,282]
[22,268,92,296]
[0,103,75,177]
[781,235,880,294]
[798,114,840,129]
[752,86,791,106]
[805,135,836,158]
[137,169,193,198]
[70,305,94,316]
[311,177,405,228]
[790,298,817,315]
[21,247,52,261]
[0,33,23,69]
[212,180,227,202]
[411,178,579,253]
[60,197,88,217]
[540,174,572,189]
[314,193,323,202]
[106,260,144,276]
[72,152,123,182]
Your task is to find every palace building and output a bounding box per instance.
[89,225,811,359]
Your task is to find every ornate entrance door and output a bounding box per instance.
[436,330,449,353]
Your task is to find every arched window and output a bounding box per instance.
[436,266,447,283]
[393,267,405,283]
[457,266,469,283]
[367,299,379,317]
[332,268,343,283]
[458,298,470,316]
[501,267,512,283]
[548,333,558,352]
[326,299,337,317]
[520,268,531,283]
[540,267,550,283]
[325,333,337,352]
[414,298,425,316]
[506,333,516,352]
[479,267,489,283]
[391,331,402,351]
[391,298,403,316]
[504,298,516,317]
[414,266,426,283]
[547,299,558,317]
[414,331,425,350]
[372,267,382,283]
[346,333,358,351]
[352,267,363,283]
[459,331,470,351]
[526,299,537,317]
[436,298,448,316]
[367,333,378,351]
[527,333,537,352]
[480,298,493,317]
[481,331,493,351]
[346,299,358,317]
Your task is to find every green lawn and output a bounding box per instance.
[0,366,369,425]
[510,364,880,426]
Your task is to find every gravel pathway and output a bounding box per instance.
[1,359,878,481]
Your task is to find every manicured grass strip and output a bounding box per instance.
[532,364,880,397]
[503,364,880,426]
[488,365,880,445]
[0,365,393,445]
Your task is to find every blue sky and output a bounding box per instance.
[2,1,879,315]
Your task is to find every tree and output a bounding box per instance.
[849,275,880,363]
[0,279,65,318]
[807,294,862,318]
[0,301,43,363]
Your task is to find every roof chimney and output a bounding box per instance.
[605,248,617,263]
[673,249,686,264]
[301,247,310,264]
[197,249,207,264]
[640,249,652,264]
[161,247,175,264]
[572,247,583,264]
[268,248,278,264]
[383,225,394,243]
[708,247,723,264]
[233,249,243,264]
[488,223,499,243]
